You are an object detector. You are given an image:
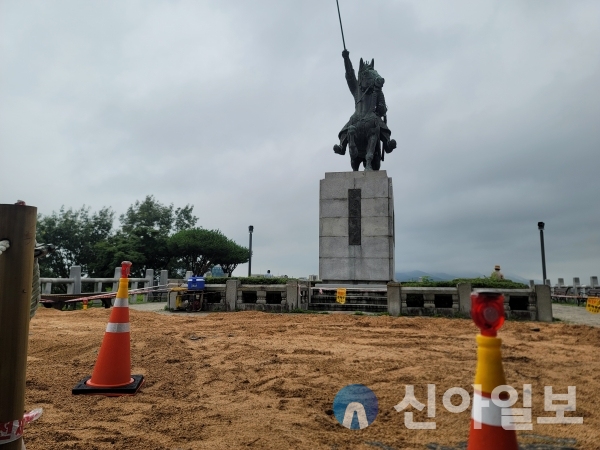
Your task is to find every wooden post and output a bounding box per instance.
[0,204,37,449]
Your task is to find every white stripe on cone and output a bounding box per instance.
[106,323,130,333]
[472,391,504,428]
[113,298,129,307]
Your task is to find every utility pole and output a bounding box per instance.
[538,222,547,284]
[248,225,254,277]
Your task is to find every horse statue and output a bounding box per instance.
[333,49,396,171]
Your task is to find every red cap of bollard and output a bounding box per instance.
[471,291,505,337]
[121,261,132,279]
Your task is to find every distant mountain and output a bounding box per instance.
[395,270,447,282]
[504,274,534,284]
[395,270,532,284]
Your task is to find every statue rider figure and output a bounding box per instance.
[333,49,396,171]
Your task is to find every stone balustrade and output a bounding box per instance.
[545,276,599,293]
[40,266,168,302]
[387,283,550,322]
[39,266,553,322]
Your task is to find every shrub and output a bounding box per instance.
[401,278,528,289]
[204,276,294,285]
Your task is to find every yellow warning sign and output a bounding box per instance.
[586,297,600,314]
[336,288,347,305]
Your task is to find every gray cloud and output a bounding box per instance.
[2,0,599,283]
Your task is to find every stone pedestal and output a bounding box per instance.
[535,284,553,323]
[457,282,472,314]
[225,279,239,311]
[387,282,401,316]
[319,171,395,284]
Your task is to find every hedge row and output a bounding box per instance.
[204,276,293,285]
[401,278,529,289]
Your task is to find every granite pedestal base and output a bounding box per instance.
[319,171,395,284]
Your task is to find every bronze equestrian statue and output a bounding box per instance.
[333,49,396,171]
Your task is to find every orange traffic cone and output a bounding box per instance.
[72,261,144,396]
[467,291,518,450]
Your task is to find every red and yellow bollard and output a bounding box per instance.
[467,291,518,450]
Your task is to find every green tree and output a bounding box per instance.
[36,206,115,277]
[173,205,198,233]
[212,239,250,277]
[87,234,145,278]
[36,197,201,279]
[118,195,198,276]
[168,228,230,275]
[120,195,198,234]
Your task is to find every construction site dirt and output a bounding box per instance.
[22,308,600,450]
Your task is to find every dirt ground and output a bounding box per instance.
[21,307,600,450]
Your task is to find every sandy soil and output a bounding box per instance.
[21,307,600,450]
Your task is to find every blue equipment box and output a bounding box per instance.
[187,277,205,290]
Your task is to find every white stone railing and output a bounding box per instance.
[42,268,553,322]
[165,279,299,312]
[547,276,599,296]
[40,266,170,302]
[296,281,550,322]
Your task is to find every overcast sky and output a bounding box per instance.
[2,0,599,283]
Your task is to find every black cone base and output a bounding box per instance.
[72,374,145,396]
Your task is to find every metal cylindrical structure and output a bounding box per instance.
[0,204,37,449]
[538,222,547,284]
[248,226,253,277]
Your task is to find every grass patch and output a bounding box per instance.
[552,301,586,307]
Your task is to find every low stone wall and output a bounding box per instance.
[181,280,300,313]
[387,283,551,322]
[168,279,552,322]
